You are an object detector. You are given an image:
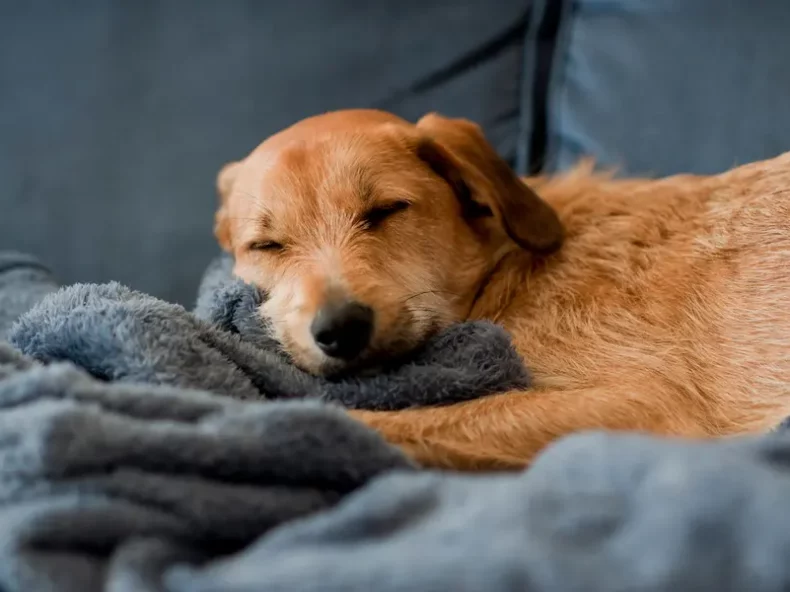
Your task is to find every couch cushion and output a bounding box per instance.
[532,0,790,176]
[0,0,533,303]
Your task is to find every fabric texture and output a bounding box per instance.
[2,253,530,410]
[0,344,412,592]
[171,431,790,592]
[0,0,533,303]
[539,0,790,176]
[0,249,523,590]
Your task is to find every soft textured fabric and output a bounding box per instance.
[0,343,412,592]
[0,0,533,303]
[6,354,790,592]
[539,0,790,176]
[2,253,530,410]
[170,430,790,592]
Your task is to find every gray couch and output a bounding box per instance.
[2,0,789,303]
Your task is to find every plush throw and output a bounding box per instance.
[3,253,530,410]
[6,251,790,592]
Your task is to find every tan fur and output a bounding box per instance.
[217,109,790,471]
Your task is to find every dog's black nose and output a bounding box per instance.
[310,301,374,360]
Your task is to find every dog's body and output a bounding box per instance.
[216,109,790,470]
[354,158,790,469]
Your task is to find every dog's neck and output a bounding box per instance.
[466,169,595,326]
[466,167,718,334]
[467,249,538,325]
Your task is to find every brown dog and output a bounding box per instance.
[215,109,790,470]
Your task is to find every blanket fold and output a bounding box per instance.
[0,344,413,592]
[169,431,790,592]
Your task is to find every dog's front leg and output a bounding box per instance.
[349,385,718,471]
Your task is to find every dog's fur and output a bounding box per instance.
[216,109,790,470]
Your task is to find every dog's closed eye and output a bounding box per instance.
[362,200,410,230]
[248,240,284,252]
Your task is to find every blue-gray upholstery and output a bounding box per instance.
[2,0,789,301]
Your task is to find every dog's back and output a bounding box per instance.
[479,153,790,435]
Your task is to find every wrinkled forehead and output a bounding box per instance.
[233,132,422,225]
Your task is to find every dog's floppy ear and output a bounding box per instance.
[415,113,563,254]
[214,161,242,252]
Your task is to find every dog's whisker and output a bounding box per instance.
[226,217,266,222]
[232,189,261,201]
[401,290,461,303]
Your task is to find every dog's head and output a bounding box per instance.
[215,109,563,375]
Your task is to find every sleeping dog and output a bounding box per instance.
[214,109,790,470]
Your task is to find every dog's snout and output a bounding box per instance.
[310,301,374,360]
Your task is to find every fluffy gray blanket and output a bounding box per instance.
[2,253,531,410]
[3,252,790,592]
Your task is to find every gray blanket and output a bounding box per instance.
[3,253,531,410]
[3,252,790,592]
[173,431,790,592]
[0,346,411,591]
